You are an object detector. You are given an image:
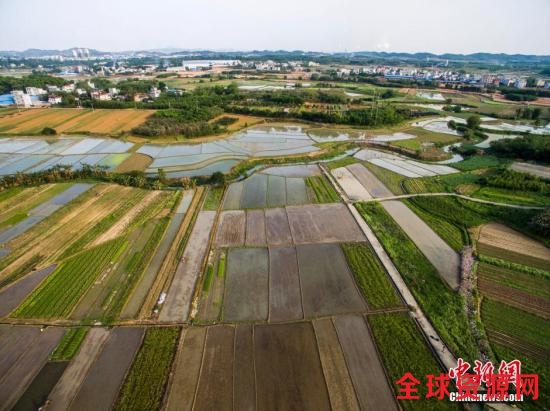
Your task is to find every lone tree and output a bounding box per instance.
[531,209,550,237]
[209,171,226,186]
[466,115,481,130]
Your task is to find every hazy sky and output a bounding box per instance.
[1,0,549,54]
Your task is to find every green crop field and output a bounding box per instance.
[305,175,340,203]
[368,313,459,411]
[342,243,402,309]
[481,298,549,350]
[114,327,180,411]
[453,155,510,171]
[356,202,478,360]
[203,186,225,210]
[13,238,127,318]
[50,327,89,361]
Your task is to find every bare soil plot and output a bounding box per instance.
[160,211,216,322]
[268,247,303,322]
[47,328,110,411]
[215,210,246,247]
[13,360,68,411]
[285,177,309,205]
[477,223,550,271]
[193,325,235,411]
[0,325,42,378]
[0,326,65,411]
[68,327,144,411]
[245,209,266,246]
[115,152,152,173]
[382,200,460,289]
[287,204,365,245]
[297,244,365,317]
[165,328,206,411]
[241,173,268,209]
[90,190,161,246]
[347,163,394,198]
[223,248,269,322]
[332,167,372,201]
[222,181,244,210]
[333,315,398,411]
[266,175,286,207]
[265,207,293,246]
[0,265,56,317]
[254,322,331,411]
[234,325,256,411]
[313,318,360,411]
[511,161,550,179]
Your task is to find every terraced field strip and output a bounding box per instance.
[160,210,216,322]
[223,248,269,322]
[287,203,365,245]
[0,184,59,225]
[333,315,398,411]
[241,173,268,208]
[0,264,56,317]
[382,200,460,289]
[0,326,65,411]
[265,207,293,246]
[269,246,303,322]
[0,183,90,245]
[193,325,235,411]
[47,328,111,411]
[215,210,246,247]
[233,325,256,411]
[68,327,144,411]
[222,181,244,210]
[13,238,127,319]
[140,188,204,319]
[477,261,550,299]
[478,277,550,319]
[197,250,226,322]
[285,177,309,205]
[347,163,394,198]
[121,191,195,319]
[313,318,360,411]
[297,244,366,317]
[254,322,331,411]
[245,209,266,246]
[332,166,373,201]
[266,174,287,207]
[477,222,550,271]
[486,329,549,364]
[165,328,206,411]
[305,174,340,203]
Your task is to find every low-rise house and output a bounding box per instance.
[91,91,111,101]
[149,86,161,98]
[12,90,33,107]
[25,87,47,96]
[48,95,62,105]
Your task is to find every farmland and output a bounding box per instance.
[0,108,152,135]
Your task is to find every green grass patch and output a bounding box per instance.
[50,327,89,361]
[203,186,224,211]
[325,156,358,170]
[217,253,226,278]
[114,327,179,411]
[0,212,28,229]
[0,254,42,289]
[361,161,405,194]
[453,155,510,171]
[368,313,458,411]
[342,243,402,309]
[305,175,340,203]
[356,202,478,360]
[13,238,127,318]
[203,265,214,292]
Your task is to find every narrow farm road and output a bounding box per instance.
[321,164,524,411]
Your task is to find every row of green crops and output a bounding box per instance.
[305,175,340,203]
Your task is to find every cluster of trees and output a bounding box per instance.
[448,115,486,140]
[515,106,542,120]
[489,135,550,162]
[0,164,195,191]
[255,89,348,106]
[0,73,67,94]
[482,169,549,194]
